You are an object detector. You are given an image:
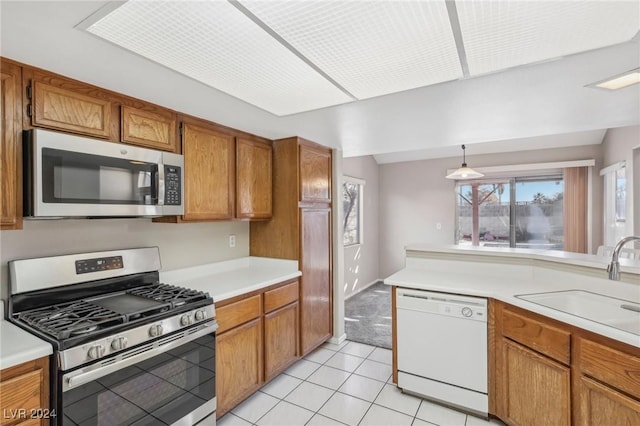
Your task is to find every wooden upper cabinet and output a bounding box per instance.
[236,138,272,220]
[182,122,235,221]
[1,59,22,230]
[31,80,112,138]
[299,142,331,204]
[121,106,177,152]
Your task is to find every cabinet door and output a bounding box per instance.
[1,60,22,230]
[577,375,640,426]
[31,80,112,138]
[0,357,49,426]
[216,318,263,418]
[264,302,299,381]
[182,123,234,220]
[300,208,332,355]
[121,106,177,152]
[236,138,272,219]
[498,339,570,426]
[299,143,331,204]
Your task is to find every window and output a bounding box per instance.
[602,162,627,246]
[343,178,364,246]
[456,176,564,250]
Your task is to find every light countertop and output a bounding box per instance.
[0,302,53,370]
[160,256,301,303]
[384,247,640,348]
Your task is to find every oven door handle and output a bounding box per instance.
[63,321,217,392]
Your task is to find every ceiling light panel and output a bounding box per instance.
[84,0,352,115]
[457,1,640,76]
[239,0,462,100]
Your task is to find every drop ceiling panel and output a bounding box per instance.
[84,0,352,115]
[457,1,640,76]
[239,0,463,99]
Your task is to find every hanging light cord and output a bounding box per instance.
[461,144,467,167]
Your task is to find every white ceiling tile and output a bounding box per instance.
[457,1,640,76]
[84,0,352,115]
[239,0,463,99]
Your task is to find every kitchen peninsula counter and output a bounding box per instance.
[160,256,301,303]
[384,245,640,348]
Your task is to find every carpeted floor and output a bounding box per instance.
[344,282,392,349]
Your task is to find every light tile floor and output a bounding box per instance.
[206,341,505,426]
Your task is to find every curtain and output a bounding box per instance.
[563,167,588,253]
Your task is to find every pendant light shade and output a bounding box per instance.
[446,144,484,179]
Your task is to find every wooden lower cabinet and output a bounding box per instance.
[578,375,640,426]
[216,318,263,417]
[0,357,49,426]
[300,208,332,355]
[492,301,640,426]
[216,279,300,418]
[498,339,571,426]
[264,302,299,381]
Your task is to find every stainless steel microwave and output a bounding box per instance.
[23,129,184,218]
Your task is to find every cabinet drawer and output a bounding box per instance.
[578,337,640,397]
[0,369,42,421]
[502,308,570,365]
[264,281,299,313]
[217,295,261,334]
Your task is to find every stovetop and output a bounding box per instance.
[10,275,213,350]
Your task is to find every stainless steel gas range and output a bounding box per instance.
[8,247,218,426]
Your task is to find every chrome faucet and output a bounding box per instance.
[607,236,640,280]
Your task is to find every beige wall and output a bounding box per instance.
[0,220,249,300]
[378,144,605,278]
[343,155,380,298]
[602,125,640,237]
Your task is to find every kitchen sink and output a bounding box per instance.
[516,290,640,336]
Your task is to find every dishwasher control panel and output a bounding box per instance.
[396,288,487,322]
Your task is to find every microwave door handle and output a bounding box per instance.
[157,165,165,206]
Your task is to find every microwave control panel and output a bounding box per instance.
[165,166,182,206]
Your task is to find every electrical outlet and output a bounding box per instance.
[436,222,442,231]
[229,234,236,248]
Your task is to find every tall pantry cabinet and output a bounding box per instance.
[250,137,333,356]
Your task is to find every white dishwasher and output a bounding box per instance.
[396,288,488,417]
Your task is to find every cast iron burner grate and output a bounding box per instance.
[127,283,208,307]
[18,301,124,340]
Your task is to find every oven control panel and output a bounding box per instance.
[75,256,123,274]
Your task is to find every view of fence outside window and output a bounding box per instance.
[456,176,564,250]
[343,179,363,246]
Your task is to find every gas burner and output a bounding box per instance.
[70,323,99,336]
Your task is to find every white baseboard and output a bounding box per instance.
[328,333,347,345]
[344,278,383,300]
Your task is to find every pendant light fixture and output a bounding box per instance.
[446,144,484,179]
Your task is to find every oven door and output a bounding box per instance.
[59,323,216,426]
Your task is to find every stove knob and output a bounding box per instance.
[461,307,473,318]
[194,310,206,321]
[87,345,105,360]
[149,324,164,337]
[180,314,193,327]
[111,337,128,351]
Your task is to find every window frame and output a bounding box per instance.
[342,176,365,247]
[455,173,564,249]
